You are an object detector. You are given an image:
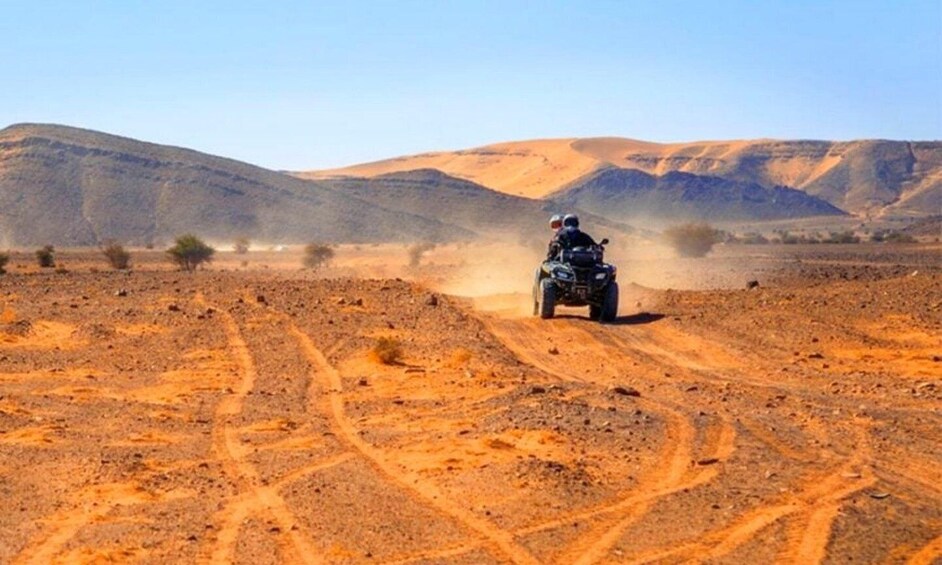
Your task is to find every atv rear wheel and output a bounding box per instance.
[599,281,619,323]
[589,304,601,320]
[539,279,556,319]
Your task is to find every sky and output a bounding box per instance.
[1,0,940,170]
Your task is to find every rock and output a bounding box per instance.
[358,377,369,386]
[114,289,128,297]
[868,491,891,499]
[167,304,180,312]
[697,458,719,466]
[746,280,760,290]
[548,346,560,355]
[529,386,547,394]
[612,386,640,397]
[352,298,363,306]
[425,294,439,306]
[807,352,824,359]
[256,295,266,304]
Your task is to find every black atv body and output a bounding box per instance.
[533,240,618,322]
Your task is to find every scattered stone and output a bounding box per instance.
[529,386,547,394]
[114,289,128,297]
[352,298,363,306]
[425,294,439,306]
[548,346,560,355]
[746,280,760,290]
[167,304,180,312]
[612,386,641,397]
[256,295,266,304]
[336,297,346,305]
[697,458,720,466]
[358,377,369,386]
[807,352,824,359]
[868,491,891,500]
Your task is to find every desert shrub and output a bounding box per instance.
[663,223,721,258]
[167,234,215,271]
[302,243,335,270]
[407,242,436,267]
[234,237,250,254]
[823,231,860,244]
[740,232,769,245]
[101,241,131,270]
[448,347,473,367]
[35,245,55,268]
[370,337,402,365]
[872,230,915,243]
[0,252,8,274]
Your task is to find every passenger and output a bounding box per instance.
[548,214,596,259]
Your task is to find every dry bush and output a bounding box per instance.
[370,337,402,365]
[448,347,473,367]
[663,223,721,258]
[234,237,250,254]
[35,245,55,268]
[101,241,131,270]
[303,243,335,270]
[408,242,436,268]
[167,234,215,271]
[0,252,8,275]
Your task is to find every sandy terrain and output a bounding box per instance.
[0,243,939,563]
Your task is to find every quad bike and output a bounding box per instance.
[533,238,618,322]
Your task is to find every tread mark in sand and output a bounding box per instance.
[285,321,541,565]
[480,316,739,564]
[203,300,323,565]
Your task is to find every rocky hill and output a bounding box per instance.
[319,169,632,240]
[0,124,466,247]
[549,167,846,223]
[303,137,942,218]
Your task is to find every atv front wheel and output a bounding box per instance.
[589,304,601,320]
[539,279,556,319]
[599,281,619,323]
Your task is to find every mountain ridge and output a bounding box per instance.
[300,136,942,218]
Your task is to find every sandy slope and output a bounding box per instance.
[300,137,942,217]
[0,245,939,563]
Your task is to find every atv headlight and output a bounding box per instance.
[594,272,608,280]
[554,269,573,280]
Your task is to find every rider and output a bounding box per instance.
[547,214,596,259]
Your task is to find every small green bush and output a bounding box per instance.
[303,243,335,270]
[167,234,215,271]
[101,241,131,270]
[663,223,721,258]
[35,245,55,268]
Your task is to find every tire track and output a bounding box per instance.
[203,303,322,565]
[481,316,738,564]
[286,321,541,565]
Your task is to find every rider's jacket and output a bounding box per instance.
[547,227,597,260]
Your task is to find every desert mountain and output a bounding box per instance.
[550,167,846,224]
[319,169,632,241]
[302,137,942,218]
[0,124,471,247]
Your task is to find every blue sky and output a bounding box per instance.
[1,1,939,169]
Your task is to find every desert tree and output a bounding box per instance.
[101,241,131,270]
[663,223,722,258]
[35,245,55,268]
[167,234,215,271]
[407,242,436,268]
[234,237,250,254]
[303,243,335,270]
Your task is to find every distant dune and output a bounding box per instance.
[301,137,942,218]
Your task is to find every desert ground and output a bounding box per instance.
[0,241,940,564]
